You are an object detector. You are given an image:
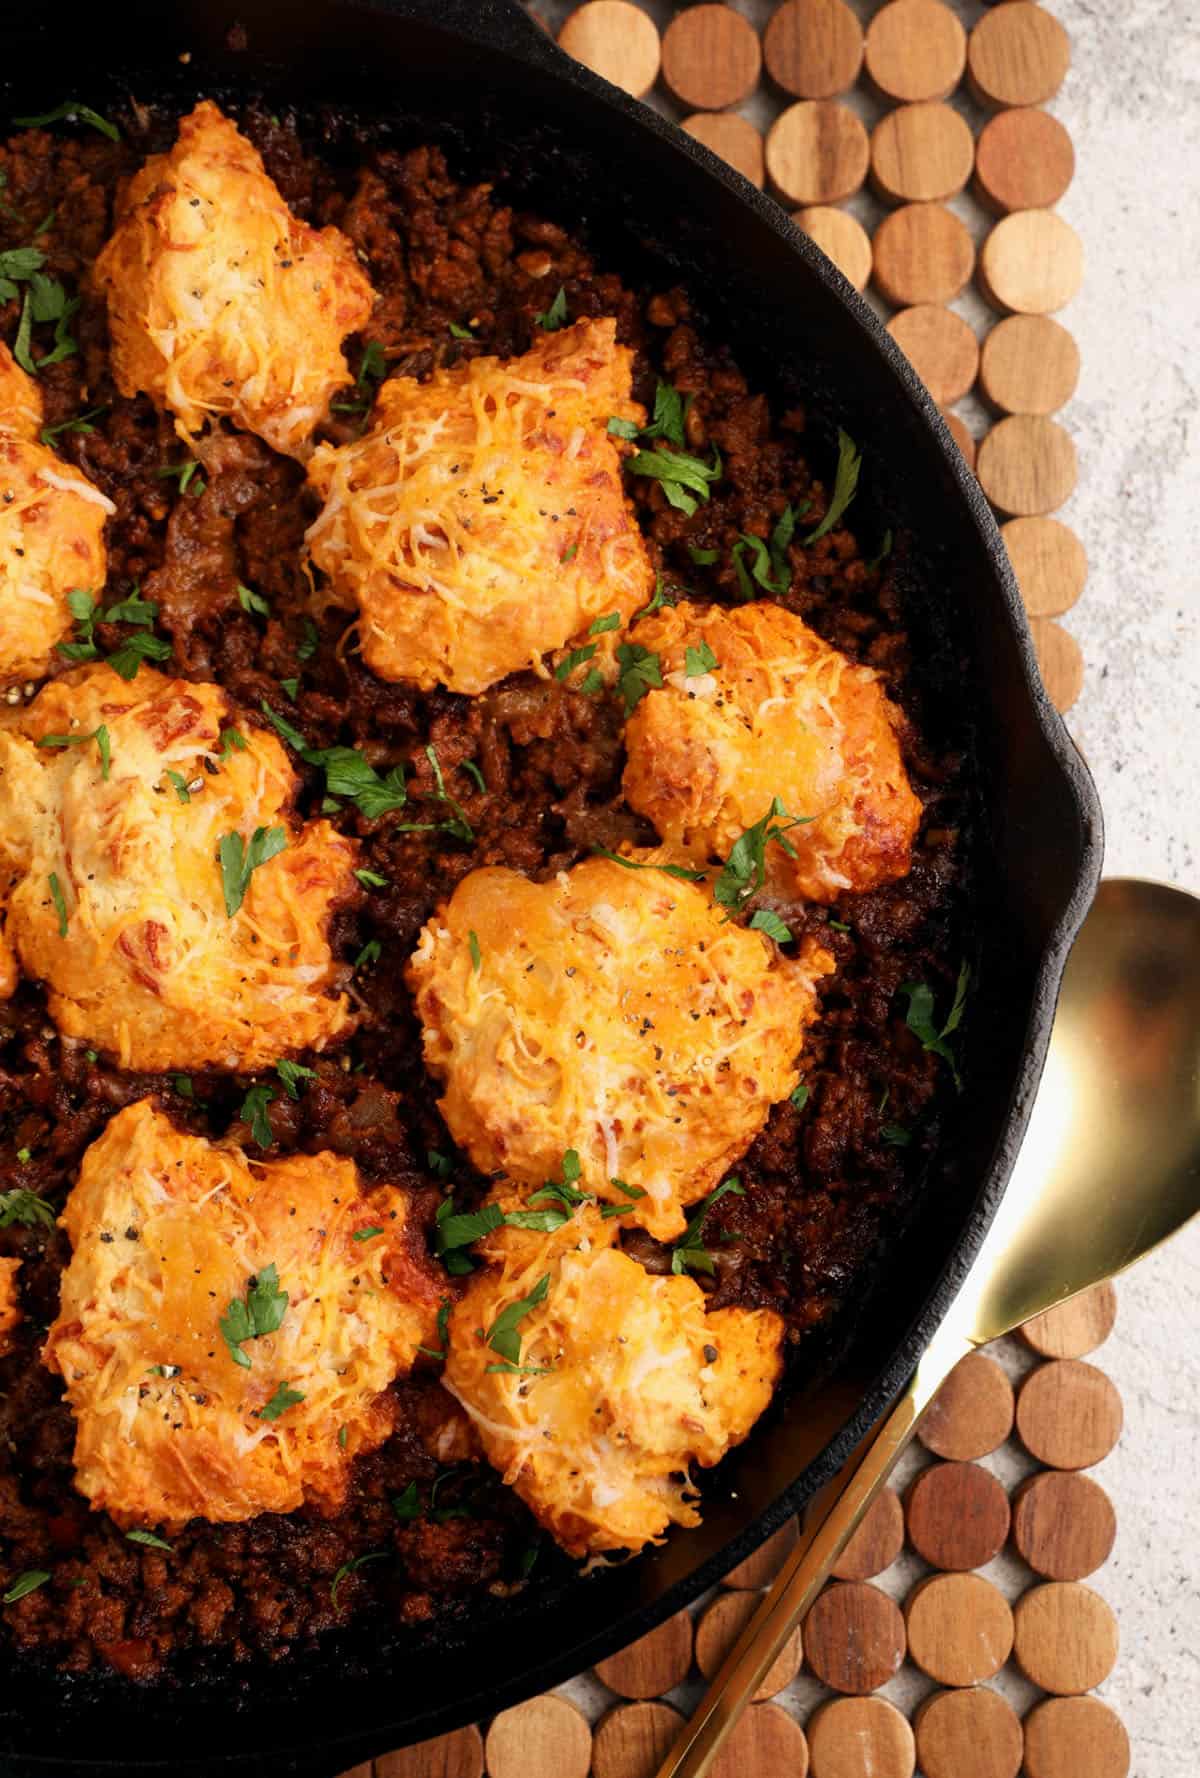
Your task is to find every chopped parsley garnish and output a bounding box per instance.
[280,677,300,701]
[866,529,893,574]
[39,404,107,446]
[518,1542,541,1581]
[240,1084,275,1148]
[354,939,381,971]
[165,770,191,804]
[260,702,410,819]
[58,586,163,665]
[419,745,474,841]
[882,1123,911,1147]
[217,727,247,761]
[3,1569,50,1605]
[535,286,568,331]
[615,641,662,713]
[588,611,621,635]
[297,619,319,662]
[258,1381,305,1422]
[236,583,270,617]
[749,908,792,944]
[790,1082,809,1110]
[14,1150,30,1166]
[626,444,721,517]
[172,1075,194,1099]
[555,642,598,682]
[125,1529,172,1552]
[600,1178,648,1219]
[804,428,861,544]
[897,962,969,1090]
[528,1149,591,1212]
[275,1059,316,1099]
[392,1481,422,1520]
[0,245,45,300]
[579,668,604,694]
[468,928,482,973]
[684,640,718,677]
[426,1149,453,1180]
[448,321,475,342]
[688,544,720,565]
[417,1298,453,1362]
[14,101,119,141]
[217,825,287,918]
[37,723,110,779]
[461,758,486,794]
[355,868,388,889]
[353,1226,384,1244]
[220,1263,288,1369]
[330,1550,386,1604]
[671,1177,745,1276]
[632,575,676,621]
[486,1273,551,1365]
[102,589,158,627]
[0,1189,55,1230]
[156,458,205,498]
[106,631,173,680]
[436,1198,570,1257]
[590,844,706,884]
[47,872,68,936]
[731,500,804,600]
[334,340,387,412]
[608,379,689,450]
[338,1424,349,1449]
[713,798,812,916]
[12,271,80,375]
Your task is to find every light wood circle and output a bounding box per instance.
[980,314,1079,415]
[942,410,976,469]
[979,210,1083,314]
[804,1581,906,1694]
[338,1766,373,1778]
[766,101,870,205]
[662,5,762,111]
[684,113,765,187]
[1030,616,1084,712]
[968,4,1070,108]
[793,206,873,291]
[711,1703,809,1778]
[871,102,975,203]
[865,0,966,101]
[763,0,864,99]
[1012,1581,1119,1695]
[1012,1470,1117,1581]
[722,1516,799,1589]
[1015,1357,1123,1467]
[1023,1696,1131,1778]
[905,1460,1011,1570]
[695,1590,803,1699]
[887,306,979,405]
[592,1701,684,1778]
[558,2,662,98]
[484,1696,591,1778]
[808,1697,915,1778]
[915,1687,1023,1778]
[873,203,974,306]
[975,107,1075,213]
[375,1726,484,1778]
[919,1351,1015,1461]
[976,414,1077,516]
[831,1487,904,1580]
[594,1610,694,1699]
[1020,1280,1116,1356]
[1002,516,1087,616]
[905,1573,1014,1686]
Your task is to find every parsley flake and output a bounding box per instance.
[487,1273,551,1365]
[615,641,662,713]
[37,724,110,779]
[355,868,388,889]
[14,101,119,140]
[39,404,107,446]
[555,641,598,682]
[671,1177,745,1276]
[627,445,721,517]
[804,429,861,544]
[790,1082,809,1110]
[713,798,812,916]
[258,1381,305,1422]
[47,872,68,936]
[156,458,205,498]
[220,1263,288,1369]
[218,826,287,917]
[240,1084,275,1148]
[275,1059,316,1100]
[590,844,706,884]
[125,1529,172,1552]
[353,1225,384,1243]
[468,929,482,973]
[685,640,718,677]
[0,1190,54,1230]
[3,1570,49,1605]
[535,287,568,331]
[236,583,270,617]
[330,1550,386,1604]
[749,908,792,944]
[354,939,381,972]
[897,962,969,1090]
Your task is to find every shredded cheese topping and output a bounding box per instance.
[0,1257,20,1357]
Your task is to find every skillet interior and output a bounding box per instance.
[0,2,1102,1770]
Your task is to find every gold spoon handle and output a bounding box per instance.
[655,1317,974,1778]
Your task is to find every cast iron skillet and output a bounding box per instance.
[0,2,1102,1772]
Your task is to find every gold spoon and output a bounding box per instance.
[658,876,1200,1778]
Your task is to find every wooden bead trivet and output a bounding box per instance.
[871,102,975,203]
[711,1703,810,1778]
[905,1460,1011,1570]
[1015,1357,1124,1468]
[807,1698,915,1778]
[695,1591,802,1699]
[967,4,1070,109]
[978,209,1083,313]
[484,1695,591,1778]
[1020,1279,1117,1357]
[1012,1470,1117,1580]
[683,113,765,187]
[864,0,967,103]
[1030,617,1084,713]
[976,414,1077,515]
[373,1726,484,1778]
[942,409,977,469]
[918,1350,1015,1460]
[1012,1581,1119,1695]
[765,100,869,205]
[914,1687,1024,1778]
[722,1514,798,1588]
[661,6,761,112]
[593,1609,693,1698]
[980,313,1080,415]
[1022,1696,1132,1778]
[557,1,661,98]
[873,203,975,306]
[974,107,1075,213]
[804,1581,906,1694]
[793,206,873,291]
[887,305,979,405]
[830,1487,904,1580]
[592,1701,684,1778]
[904,1572,1014,1685]
[763,0,864,101]
[1002,516,1087,616]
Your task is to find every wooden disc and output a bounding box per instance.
[887,306,979,405]
[1002,516,1087,616]
[905,1461,1011,1571]
[915,1688,1024,1778]
[793,206,873,291]
[1012,1470,1117,1581]
[865,0,967,103]
[978,210,1083,314]
[976,414,1077,516]
[807,1698,915,1778]
[1012,1581,1119,1694]
[831,1488,904,1580]
[1020,1280,1117,1357]
[975,108,1075,213]
[804,1581,906,1694]
[873,203,975,306]
[1015,1358,1123,1468]
[484,1696,591,1778]
[558,2,662,98]
[662,6,762,111]
[339,1766,373,1778]
[942,409,976,469]
[594,1610,694,1699]
[766,101,870,205]
[1030,617,1084,712]
[695,1590,802,1698]
[980,314,1079,415]
[905,1573,1014,1685]
[711,1703,809,1778]
[684,113,765,187]
[967,4,1070,108]
[1022,1697,1131,1778]
[871,102,975,204]
[592,1702,684,1778]
[723,1516,799,1589]
[763,0,864,100]
[919,1351,1015,1461]
[375,1727,484,1778]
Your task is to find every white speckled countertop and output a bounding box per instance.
[536,1,1200,1767]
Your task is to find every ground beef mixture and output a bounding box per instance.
[0,104,971,1683]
